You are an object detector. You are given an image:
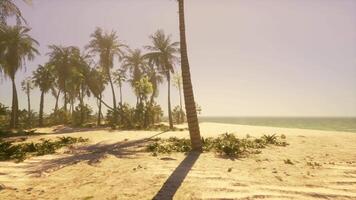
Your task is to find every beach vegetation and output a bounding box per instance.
[146,133,288,158]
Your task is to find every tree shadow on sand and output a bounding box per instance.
[24,131,168,176]
[153,151,201,200]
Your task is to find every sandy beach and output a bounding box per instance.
[1,122,356,200]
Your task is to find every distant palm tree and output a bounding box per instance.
[146,63,164,105]
[113,68,126,107]
[87,27,126,126]
[0,25,39,128]
[47,45,79,111]
[122,48,148,105]
[177,0,202,151]
[21,77,34,125]
[32,64,54,126]
[145,30,179,129]
[173,72,184,122]
[86,68,106,125]
[0,0,30,25]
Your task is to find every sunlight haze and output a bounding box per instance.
[0,0,355,117]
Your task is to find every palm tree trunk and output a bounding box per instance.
[178,0,202,151]
[54,90,60,111]
[178,84,184,123]
[108,72,117,126]
[119,83,123,106]
[80,88,84,125]
[64,81,67,111]
[39,91,44,127]
[97,93,102,126]
[27,86,31,126]
[167,72,173,129]
[10,78,18,128]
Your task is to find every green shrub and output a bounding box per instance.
[147,133,288,158]
[0,136,88,162]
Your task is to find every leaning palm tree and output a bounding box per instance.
[177,0,202,151]
[86,27,126,126]
[122,48,148,105]
[145,30,179,130]
[0,0,31,25]
[32,64,54,127]
[21,77,34,125]
[0,25,39,128]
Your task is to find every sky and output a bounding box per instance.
[0,0,355,117]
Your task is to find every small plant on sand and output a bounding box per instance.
[284,159,294,165]
[147,133,288,158]
[0,136,88,162]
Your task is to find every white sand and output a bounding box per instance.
[1,122,356,199]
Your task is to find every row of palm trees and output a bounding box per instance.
[0,0,203,151]
[1,25,181,128]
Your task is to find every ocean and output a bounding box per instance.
[198,117,356,133]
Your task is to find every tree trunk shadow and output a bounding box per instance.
[153,151,200,200]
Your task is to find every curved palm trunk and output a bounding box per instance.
[10,78,19,128]
[39,91,44,127]
[167,72,173,129]
[178,0,202,151]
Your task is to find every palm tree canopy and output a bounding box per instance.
[0,0,31,25]
[32,64,54,93]
[0,25,39,79]
[122,48,148,86]
[145,29,180,76]
[21,76,34,94]
[86,27,126,74]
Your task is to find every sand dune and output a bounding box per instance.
[1,122,356,199]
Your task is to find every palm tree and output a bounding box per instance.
[86,27,126,126]
[47,45,79,111]
[177,0,202,151]
[173,72,184,123]
[122,48,148,105]
[146,63,164,105]
[0,25,39,128]
[86,67,106,125]
[113,68,126,107]
[32,64,54,126]
[145,30,179,129]
[0,0,30,25]
[21,77,34,125]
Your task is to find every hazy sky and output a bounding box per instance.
[0,0,355,117]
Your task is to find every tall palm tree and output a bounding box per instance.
[0,0,30,25]
[32,64,54,127]
[122,48,148,105]
[145,30,179,129]
[177,0,202,151]
[47,45,79,111]
[86,27,126,126]
[21,77,34,125]
[0,25,39,128]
